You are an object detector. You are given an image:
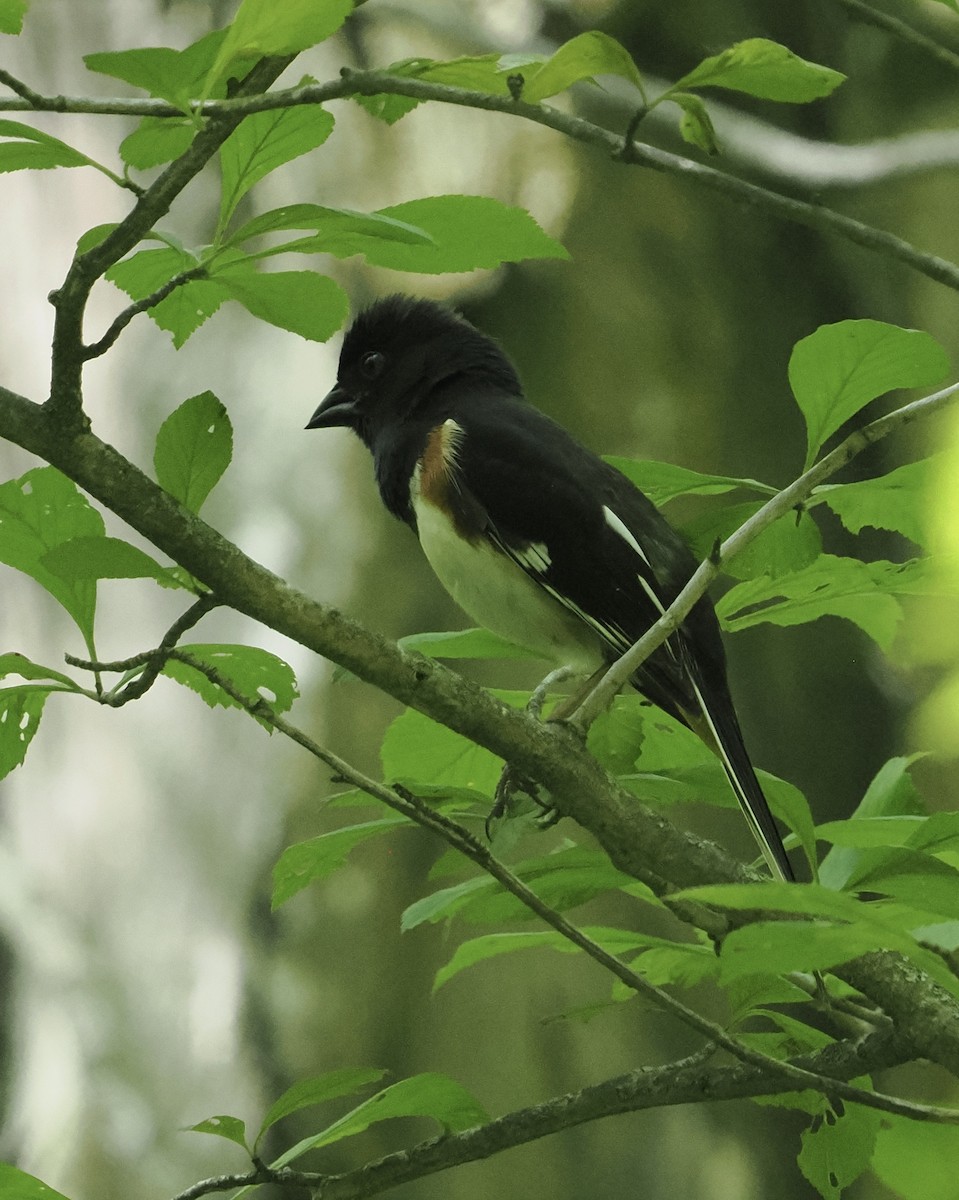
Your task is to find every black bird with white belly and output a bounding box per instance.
[307,294,795,882]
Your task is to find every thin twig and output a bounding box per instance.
[833,0,959,74]
[0,65,45,106]
[572,378,959,729]
[81,265,209,360]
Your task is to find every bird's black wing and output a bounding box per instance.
[445,394,795,881]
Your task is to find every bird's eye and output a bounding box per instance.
[359,350,386,380]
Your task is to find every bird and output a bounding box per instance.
[306,294,795,882]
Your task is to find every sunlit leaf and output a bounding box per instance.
[521,31,644,103]
[670,92,718,154]
[872,1118,959,1200]
[814,457,934,549]
[789,320,949,467]
[0,1163,73,1200]
[605,457,775,505]
[674,38,845,102]
[85,29,229,110]
[120,118,196,169]
[163,644,298,723]
[799,1102,879,1200]
[0,0,28,35]
[154,391,233,514]
[213,265,348,341]
[0,118,89,173]
[41,536,183,588]
[0,467,103,645]
[218,102,335,230]
[0,685,48,780]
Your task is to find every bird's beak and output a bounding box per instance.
[306,384,359,430]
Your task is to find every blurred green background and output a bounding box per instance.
[1,2,958,1198]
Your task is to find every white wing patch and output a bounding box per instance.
[603,505,651,566]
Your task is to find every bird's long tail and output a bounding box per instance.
[686,674,795,882]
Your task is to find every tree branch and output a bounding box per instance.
[3,70,959,297]
[833,0,959,74]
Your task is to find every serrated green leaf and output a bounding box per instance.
[228,202,434,256]
[718,554,906,649]
[186,1114,248,1148]
[521,30,644,103]
[398,627,538,660]
[382,701,515,794]
[683,502,822,581]
[0,118,89,173]
[163,644,298,723]
[789,320,949,467]
[351,53,523,124]
[154,391,233,513]
[120,118,196,169]
[85,29,229,111]
[814,457,934,549]
[41,535,183,588]
[818,755,925,889]
[218,103,335,231]
[255,1068,387,1147]
[272,819,408,908]
[605,457,775,505]
[719,920,889,982]
[433,926,646,991]
[150,278,227,347]
[0,0,28,35]
[872,1117,959,1200]
[0,1163,72,1200]
[359,195,568,273]
[0,685,48,780]
[799,1103,879,1200]
[271,1074,487,1167]
[213,266,348,341]
[670,92,719,154]
[205,0,352,96]
[106,244,200,303]
[0,652,76,688]
[0,467,103,645]
[674,38,845,102]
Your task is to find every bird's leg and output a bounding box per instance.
[487,665,596,836]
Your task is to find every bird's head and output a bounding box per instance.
[306,294,521,447]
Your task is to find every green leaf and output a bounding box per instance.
[218,103,335,231]
[675,881,959,998]
[0,685,48,780]
[255,1068,387,1147]
[788,320,949,467]
[272,1074,488,1165]
[106,244,205,341]
[163,644,298,720]
[0,1163,73,1200]
[41,535,182,588]
[0,653,76,688]
[718,554,906,650]
[228,202,434,258]
[0,467,103,645]
[358,195,568,273]
[120,118,196,169]
[76,223,119,255]
[719,919,893,982]
[398,627,538,660]
[0,118,89,173]
[815,814,926,849]
[186,1114,249,1149]
[272,819,408,908]
[212,265,348,341]
[151,279,228,348]
[85,30,230,111]
[0,0,28,35]
[206,0,352,94]
[682,502,822,581]
[433,926,647,991]
[818,755,925,889]
[674,38,845,102]
[670,92,718,154]
[627,939,718,988]
[605,456,775,505]
[352,53,522,123]
[154,391,232,514]
[872,1118,959,1200]
[382,700,521,794]
[799,1103,879,1200]
[521,31,644,103]
[814,457,934,549]
[843,847,959,920]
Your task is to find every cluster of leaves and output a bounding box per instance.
[1,1,958,1199]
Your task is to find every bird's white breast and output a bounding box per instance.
[411,464,602,674]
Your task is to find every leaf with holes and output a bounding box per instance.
[154,391,232,514]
